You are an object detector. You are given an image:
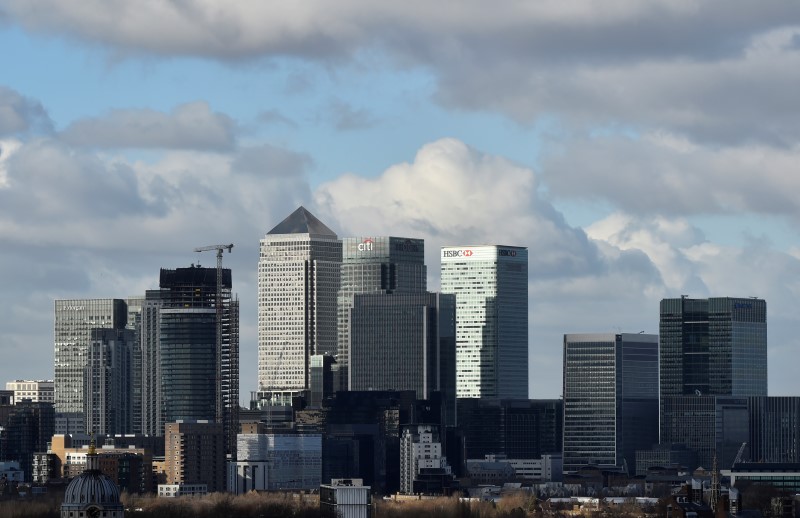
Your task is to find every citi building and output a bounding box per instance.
[440,245,528,399]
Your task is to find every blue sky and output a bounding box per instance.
[2,1,800,401]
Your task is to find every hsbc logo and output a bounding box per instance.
[443,249,473,258]
[358,238,374,252]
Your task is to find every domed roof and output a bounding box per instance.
[62,469,121,509]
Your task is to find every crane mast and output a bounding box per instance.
[193,244,233,427]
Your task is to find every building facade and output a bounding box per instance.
[747,396,800,464]
[54,299,128,428]
[258,206,341,404]
[5,380,54,404]
[562,333,659,475]
[659,296,767,398]
[440,245,528,399]
[227,433,322,493]
[140,266,239,459]
[349,292,456,422]
[84,328,135,437]
[337,236,426,390]
[164,420,225,493]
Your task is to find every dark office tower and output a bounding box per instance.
[660,396,749,470]
[141,266,239,459]
[349,292,456,425]
[0,400,54,481]
[258,207,342,404]
[337,237,427,390]
[457,398,563,460]
[84,328,135,436]
[747,397,800,463]
[562,333,659,475]
[659,296,767,398]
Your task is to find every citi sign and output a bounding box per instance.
[443,249,473,258]
[358,238,374,252]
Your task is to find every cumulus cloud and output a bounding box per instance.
[59,101,237,151]
[0,86,53,136]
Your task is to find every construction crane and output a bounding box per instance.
[193,244,234,427]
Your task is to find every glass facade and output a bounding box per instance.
[748,397,800,463]
[54,299,127,421]
[84,328,135,436]
[440,245,528,399]
[338,236,426,391]
[562,333,658,475]
[258,207,341,399]
[659,297,767,398]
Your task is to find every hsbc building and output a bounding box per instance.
[440,245,528,399]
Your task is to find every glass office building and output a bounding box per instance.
[258,207,341,403]
[441,245,528,399]
[659,297,767,398]
[338,236,426,390]
[562,333,659,475]
[54,299,128,425]
[747,396,800,464]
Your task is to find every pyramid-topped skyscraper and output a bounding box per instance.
[257,207,341,404]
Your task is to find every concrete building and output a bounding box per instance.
[338,236,427,390]
[84,328,135,437]
[440,245,528,399]
[562,333,659,475]
[54,299,128,430]
[400,424,454,495]
[5,380,54,404]
[258,206,341,404]
[164,420,225,493]
[227,433,322,493]
[0,399,54,481]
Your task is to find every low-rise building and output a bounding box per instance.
[321,479,371,518]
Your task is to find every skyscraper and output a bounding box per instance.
[258,207,341,404]
[660,296,767,398]
[440,245,528,399]
[140,265,239,459]
[84,328,135,436]
[54,299,127,432]
[562,333,659,475]
[338,236,427,390]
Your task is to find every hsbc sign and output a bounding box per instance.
[442,249,473,258]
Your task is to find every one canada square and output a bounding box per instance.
[440,245,528,399]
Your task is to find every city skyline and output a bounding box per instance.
[3,3,800,400]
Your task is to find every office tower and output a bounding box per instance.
[562,333,659,475]
[440,245,528,399]
[309,354,336,407]
[338,236,427,389]
[348,292,456,423]
[164,420,226,493]
[84,328,135,436]
[140,266,239,454]
[457,398,563,460]
[125,296,145,435]
[747,396,800,463]
[660,396,749,470]
[54,299,128,431]
[258,206,341,403]
[4,380,54,404]
[659,296,767,398]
